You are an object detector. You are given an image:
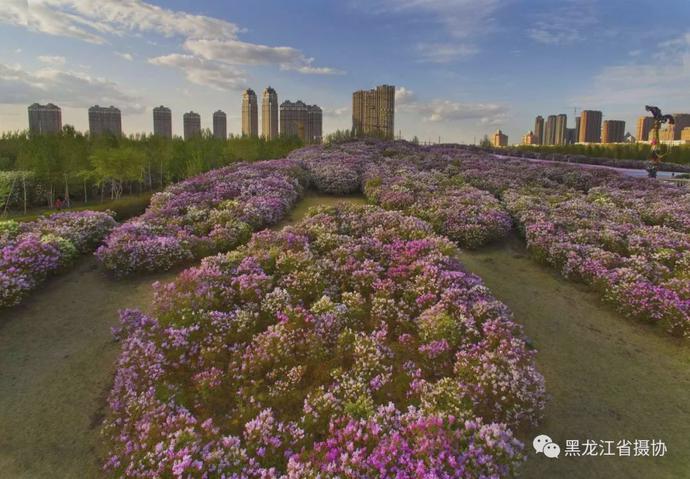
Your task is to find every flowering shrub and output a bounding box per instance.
[1,211,116,307]
[104,204,544,478]
[506,184,690,337]
[96,160,308,276]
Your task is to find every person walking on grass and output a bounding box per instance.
[55,197,64,211]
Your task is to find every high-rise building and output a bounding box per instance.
[533,116,544,145]
[213,110,227,139]
[183,111,201,140]
[554,114,568,145]
[352,84,395,138]
[575,116,581,143]
[544,115,557,145]
[492,129,508,147]
[153,106,172,139]
[636,116,654,142]
[262,87,279,140]
[242,89,258,137]
[566,128,577,144]
[579,110,602,143]
[280,100,323,144]
[659,113,690,141]
[522,131,536,145]
[602,120,626,143]
[89,105,122,136]
[28,103,62,134]
[680,127,690,144]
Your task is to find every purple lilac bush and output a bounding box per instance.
[1,211,116,307]
[96,160,308,276]
[103,204,545,478]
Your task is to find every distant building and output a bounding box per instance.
[680,127,690,144]
[624,132,636,143]
[533,116,544,145]
[636,116,654,142]
[242,89,258,137]
[522,131,536,145]
[575,116,581,143]
[660,113,690,142]
[183,111,201,140]
[544,115,557,145]
[555,114,568,145]
[262,87,279,140]
[213,110,227,139]
[28,103,62,134]
[89,105,122,137]
[492,129,508,147]
[579,110,602,143]
[602,120,626,143]
[280,100,323,144]
[153,106,172,139]
[352,84,395,138]
[566,128,577,144]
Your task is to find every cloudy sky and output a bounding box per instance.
[1,0,690,143]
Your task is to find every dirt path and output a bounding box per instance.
[459,235,690,479]
[0,257,176,479]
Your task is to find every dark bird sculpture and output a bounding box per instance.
[645,105,675,125]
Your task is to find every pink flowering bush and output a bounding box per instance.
[1,211,116,307]
[96,160,308,276]
[103,204,544,478]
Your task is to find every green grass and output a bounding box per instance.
[3,192,153,223]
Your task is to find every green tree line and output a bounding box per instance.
[513,142,690,165]
[0,127,303,212]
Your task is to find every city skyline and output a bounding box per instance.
[1,1,690,143]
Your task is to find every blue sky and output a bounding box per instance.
[1,0,690,143]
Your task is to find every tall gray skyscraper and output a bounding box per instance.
[280,100,323,144]
[153,106,172,138]
[183,111,201,140]
[533,115,544,145]
[262,87,279,140]
[544,115,557,145]
[213,110,227,139]
[575,116,581,143]
[28,103,62,134]
[242,89,258,137]
[554,114,568,145]
[89,105,122,136]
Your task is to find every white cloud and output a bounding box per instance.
[0,0,340,89]
[0,62,144,113]
[116,52,133,61]
[148,54,247,91]
[575,32,690,109]
[323,106,349,118]
[395,86,508,124]
[38,55,66,65]
[528,0,598,45]
[356,0,500,61]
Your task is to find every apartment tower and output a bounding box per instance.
[533,116,544,145]
[89,105,122,136]
[28,103,62,134]
[262,87,279,140]
[636,116,654,142]
[183,111,201,140]
[213,110,227,139]
[352,84,395,138]
[579,110,603,143]
[492,129,508,147]
[659,113,690,141]
[544,115,557,145]
[602,120,626,143]
[554,114,568,145]
[153,106,172,138]
[280,100,322,144]
[242,89,259,137]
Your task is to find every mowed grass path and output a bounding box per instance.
[0,258,177,478]
[459,235,690,479]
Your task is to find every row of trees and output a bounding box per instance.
[513,142,690,165]
[0,128,303,212]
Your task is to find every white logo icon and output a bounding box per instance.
[533,434,560,459]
